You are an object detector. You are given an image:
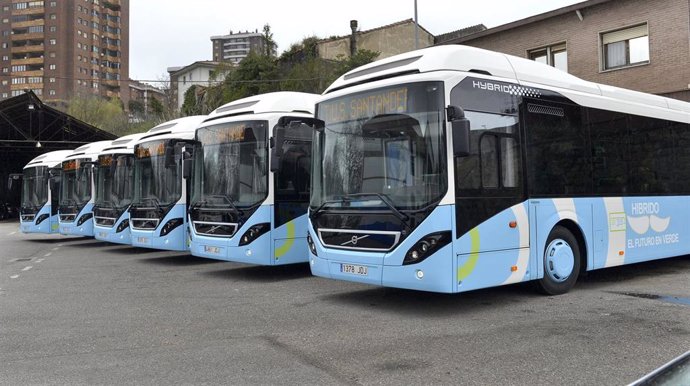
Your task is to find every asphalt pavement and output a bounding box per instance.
[1,221,689,385]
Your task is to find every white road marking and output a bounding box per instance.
[8,232,16,235]
[44,252,52,257]
[36,258,44,263]
[10,275,19,279]
[21,266,32,272]
[52,247,60,251]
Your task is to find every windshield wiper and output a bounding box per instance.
[206,194,244,216]
[309,199,343,220]
[134,197,161,211]
[341,193,409,223]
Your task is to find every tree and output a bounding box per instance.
[66,95,129,135]
[262,24,277,57]
[149,97,164,117]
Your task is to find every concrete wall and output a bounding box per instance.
[457,0,690,99]
[319,21,435,61]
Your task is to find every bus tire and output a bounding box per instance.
[536,225,580,295]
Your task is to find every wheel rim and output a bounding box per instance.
[545,238,575,283]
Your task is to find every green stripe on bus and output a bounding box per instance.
[457,228,480,281]
[274,221,295,259]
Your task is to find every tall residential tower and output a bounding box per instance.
[0,0,129,105]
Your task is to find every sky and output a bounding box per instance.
[130,0,585,85]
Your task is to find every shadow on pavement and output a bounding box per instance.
[138,254,221,266]
[579,255,690,288]
[202,263,313,282]
[320,283,539,317]
[24,236,92,244]
[107,246,160,255]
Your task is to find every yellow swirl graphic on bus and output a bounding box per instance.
[457,228,480,282]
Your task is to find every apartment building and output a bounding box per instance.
[0,0,129,105]
[439,0,690,101]
[211,29,271,64]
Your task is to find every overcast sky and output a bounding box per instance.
[130,0,585,84]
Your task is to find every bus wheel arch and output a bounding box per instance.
[536,221,585,295]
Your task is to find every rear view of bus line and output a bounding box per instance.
[308,45,690,294]
[14,150,72,234]
[93,133,146,245]
[189,92,319,265]
[58,141,113,237]
[129,116,206,251]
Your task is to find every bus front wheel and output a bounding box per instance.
[536,225,580,295]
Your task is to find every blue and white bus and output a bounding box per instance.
[93,133,146,245]
[308,45,690,294]
[188,92,319,265]
[59,141,114,237]
[16,150,73,234]
[129,116,206,251]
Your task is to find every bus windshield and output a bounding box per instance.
[96,154,134,210]
[22,166,48,210]
[60,158,93,208]
[311,81,447,212]
[133,139,181,208]
[191,120,269,209]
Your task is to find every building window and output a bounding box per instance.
[1,93,7,98]
[49,77,55,82]
[49,26,56,32]
[50,1,56,6]
[601,24,649,70]
[528,43,567,72]
[49,39,56,45]
[2,55,7,61]
[49,89,55,95]
[49,64,56,70]
[49,13,56,20]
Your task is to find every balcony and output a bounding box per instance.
[13,70,44,77]
[11,57,44,66]
[11,83,42,91]
[12,19,45,29]
[11,44,44,54]
[11,32,44,41]
[12,7,45,17]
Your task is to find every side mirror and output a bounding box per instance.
[183,158,193,180]
[270,127,285,173]
[7,174,21,190]
[448,106,471,157]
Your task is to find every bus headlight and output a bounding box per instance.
[35,213,49,225]
[403,231,452,265]
[238,223,270,246]
[116,219,129,233]
[307,233,317,256]
[77,213,93,226]
[159,218,183,237]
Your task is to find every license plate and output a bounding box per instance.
[61,226,71,233]
[98,232,108,239]
[204,245,220,254]
[341,263,368,276]
[137,237,149,244]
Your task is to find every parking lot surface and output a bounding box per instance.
[1,221,689,385]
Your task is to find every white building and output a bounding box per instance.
[167,61,229,111]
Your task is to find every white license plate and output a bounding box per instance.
[204,245,220,254]
[61,226,71,233]
[98,232,108,239]
[137,237,149,244]
[341,263,368,276]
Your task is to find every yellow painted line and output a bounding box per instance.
[274,221,295,259]
[457,228,480,281]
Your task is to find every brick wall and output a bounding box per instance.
[458,0,690,97]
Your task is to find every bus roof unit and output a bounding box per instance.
[206,92,319,121]
[325,45,690,121]
[64,141,113,161]
[139,116,207,142]
[23,150,74,169]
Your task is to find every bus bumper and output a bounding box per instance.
[131,225,186,251]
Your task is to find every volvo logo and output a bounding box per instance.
[342,234,369,246]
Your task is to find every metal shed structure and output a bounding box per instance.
[0,91,117,211]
